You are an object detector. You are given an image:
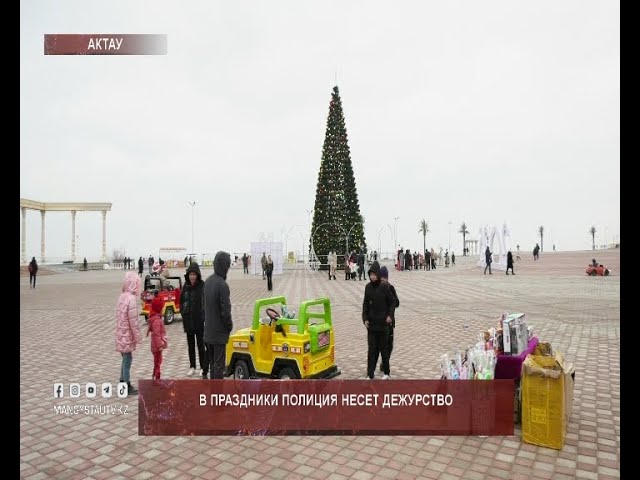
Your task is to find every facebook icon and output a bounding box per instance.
[53,383,64,398]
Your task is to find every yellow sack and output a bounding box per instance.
[521,352,575,450]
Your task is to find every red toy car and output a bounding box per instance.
[140,275,183,324]
[585,263,611,276]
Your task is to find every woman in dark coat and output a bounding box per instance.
[506,251,515,275]
[28,257,38,288]
[180,263,208,378]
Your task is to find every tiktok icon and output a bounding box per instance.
[117,382,128,398]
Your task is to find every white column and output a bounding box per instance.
[21,208,27,265]
[101,211,107,262]
[40,210,46,263]
[71,210,77,262]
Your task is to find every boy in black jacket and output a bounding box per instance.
[362,261,396,379]
[379,266,399,373]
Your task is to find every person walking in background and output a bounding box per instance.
[203,251,233,379]
[484,246,493,275]
[242,253,249,274]
[147,297,168,380]
[344,255,351,281]
[138,257,144,276]
[261,252,267,280]
[330,251,337,280]
[533,243,540,261]
[379,266,399,374]
[506,251,515,275]
[362,261,396,380]
[350,258,357,281]
[265,255,274,291]
[115,271,142,394]
[148,256,154,273]
[180,262,208,378]
[357,250,366,281]
[451,252,456,266]
[83,257,88,271]
[425,249,431,271]
[431,248,437,270]
[28,257,38,288]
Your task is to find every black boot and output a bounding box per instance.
[127,382,138,395]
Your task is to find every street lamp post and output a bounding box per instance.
[386,224,393,260]
[377,226,385,257]
[188,201,196,253]
[394,216,400,253]
[306,209,314,263]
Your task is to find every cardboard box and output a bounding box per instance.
[564,362,575,422]
[521,351,572,450]
[502,319,512,354]
[503,313,526,355]
[515,323,528,354]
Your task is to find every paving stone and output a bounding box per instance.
[19,252,621,479]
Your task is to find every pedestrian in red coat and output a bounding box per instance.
[147,297,168,380]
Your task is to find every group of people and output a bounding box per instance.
[119,257,135,269]
[362,262,400,379]
[483,246,516,275]
[324,250,371,281]
[395,247,455,271]
[115,251,234,394]
[345,250,367,281]
[260,253,274,291]
[114,248,408,387]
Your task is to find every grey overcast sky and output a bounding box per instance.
[20,1,619,262]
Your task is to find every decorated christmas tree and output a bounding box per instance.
[310,86,366,266]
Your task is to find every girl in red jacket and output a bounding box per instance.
[147,297,168,379]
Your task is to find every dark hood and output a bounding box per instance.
[367,261,381,283]
[214,251,232,280]
[186,262,203,282]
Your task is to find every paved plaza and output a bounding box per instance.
[20,249,620,479]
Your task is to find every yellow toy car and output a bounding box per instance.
[226,296,340,379]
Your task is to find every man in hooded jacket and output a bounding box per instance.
[203,251,233,379]
[362,261,396,379]
[181,262,208,378]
